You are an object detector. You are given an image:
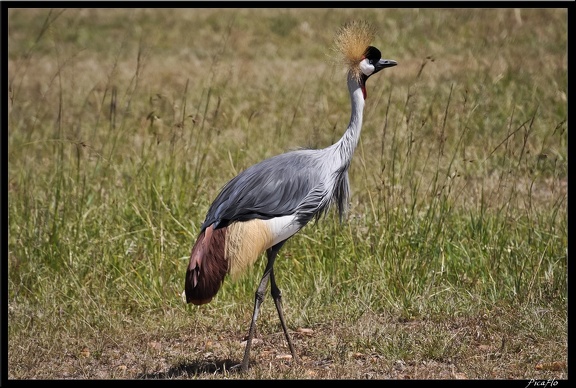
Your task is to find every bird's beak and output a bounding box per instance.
[373,59,397,74]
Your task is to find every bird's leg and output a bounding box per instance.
[239,241,286,372]
[239,255,274,371]
[270,267,299,364]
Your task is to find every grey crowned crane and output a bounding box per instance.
[184,21,397,372]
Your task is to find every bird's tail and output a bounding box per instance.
[185,225,228,305]
[185,219,273,305]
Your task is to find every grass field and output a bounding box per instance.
[7,8,567,379]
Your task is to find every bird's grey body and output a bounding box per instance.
[204,146,350,236]
[203,148,343,231]
[184,22,396,372]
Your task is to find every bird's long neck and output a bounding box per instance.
[333,71,365,165]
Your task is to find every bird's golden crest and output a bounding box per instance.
[333,20,376,82]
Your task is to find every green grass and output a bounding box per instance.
[7,8,567,379]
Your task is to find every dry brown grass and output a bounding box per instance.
[7,7,567,380]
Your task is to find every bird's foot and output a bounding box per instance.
[229,362,249,373]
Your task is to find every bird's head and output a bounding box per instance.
[334,21,397,99]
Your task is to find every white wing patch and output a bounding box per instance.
[264,215,301,246]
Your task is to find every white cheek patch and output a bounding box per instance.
[359,58,375,76]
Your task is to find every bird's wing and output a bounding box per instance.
[202,150,326,230]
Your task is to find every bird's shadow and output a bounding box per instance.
[137,359,242,379]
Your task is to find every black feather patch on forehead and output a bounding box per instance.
[364,46,382,63]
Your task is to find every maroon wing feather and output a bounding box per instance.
[185,225,228,305]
